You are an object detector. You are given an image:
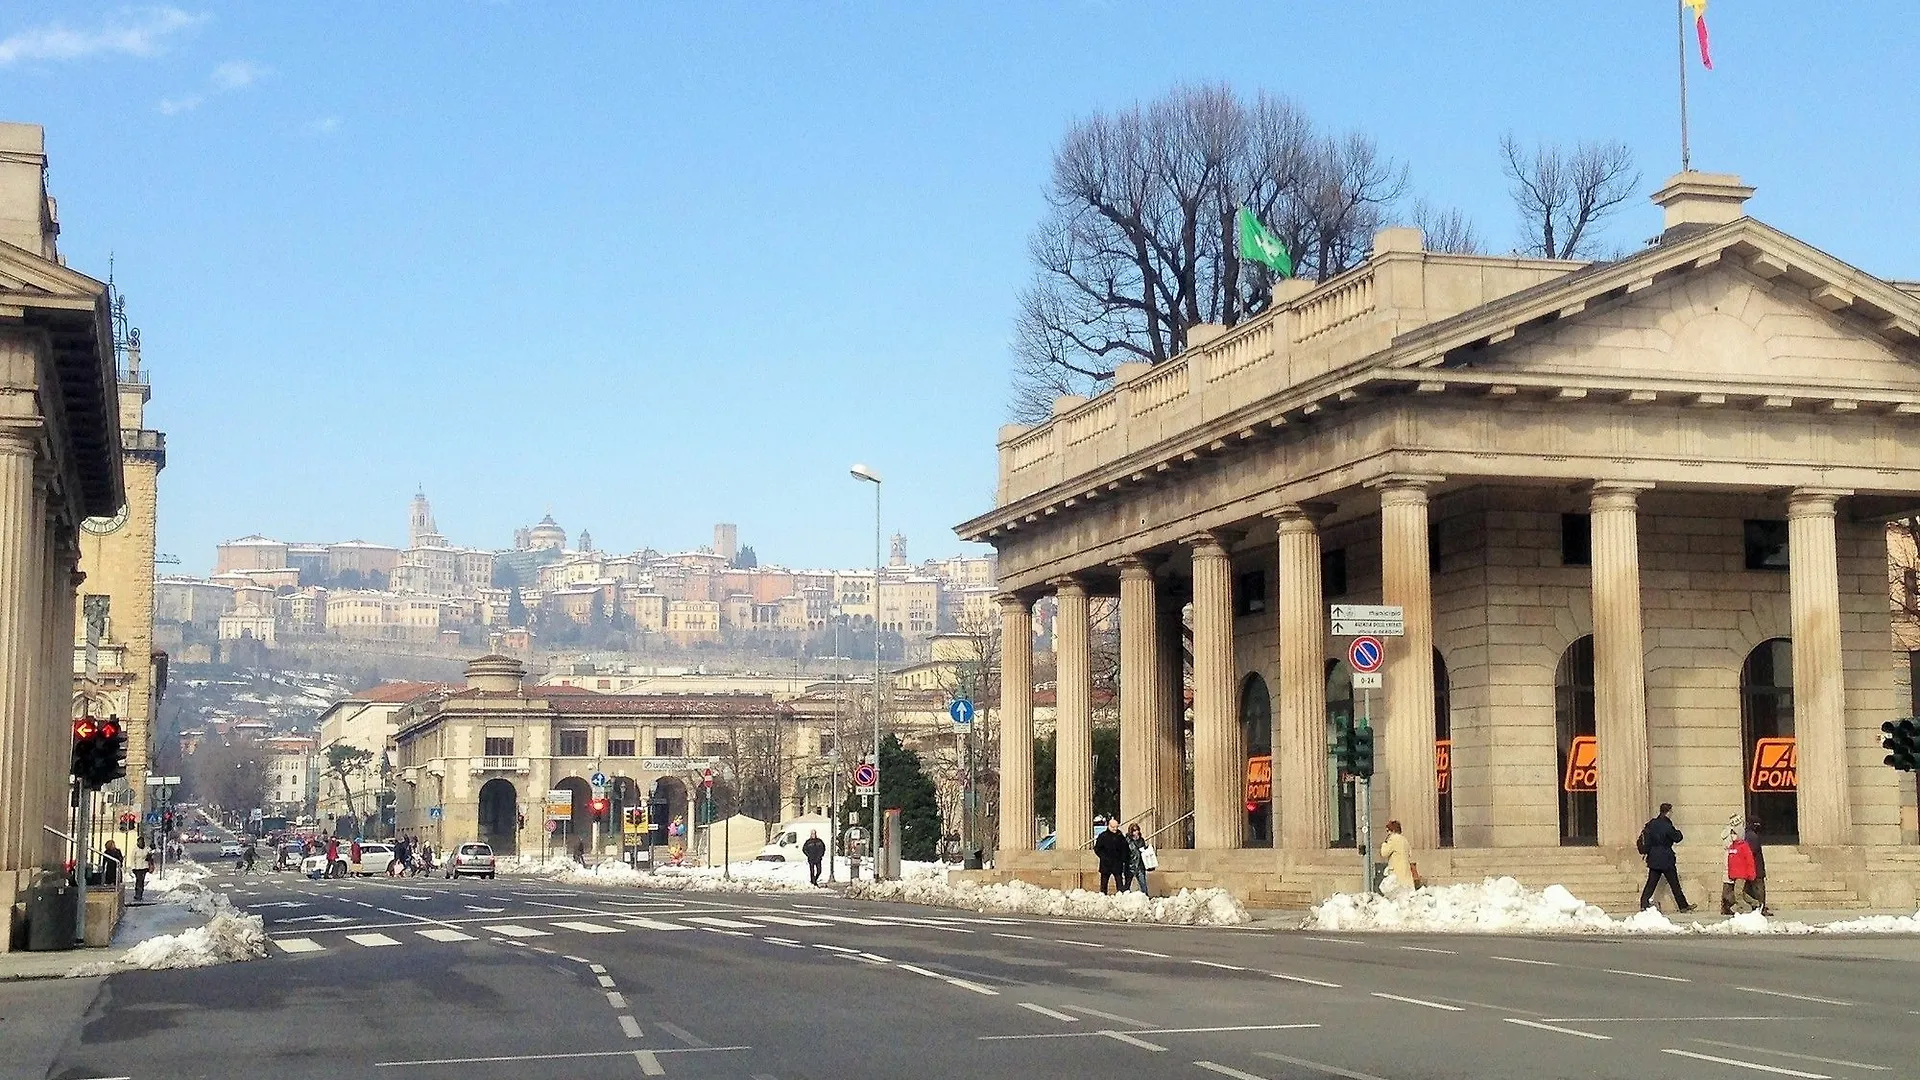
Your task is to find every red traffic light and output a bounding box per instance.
[97,719,119,739]
[73,717,97,740]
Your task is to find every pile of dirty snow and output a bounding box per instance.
[847,875,1250,926]
[114,909,267,970]
[509,853,952,894]
[1305,877,1920,936]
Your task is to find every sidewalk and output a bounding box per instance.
[0,894,208,980]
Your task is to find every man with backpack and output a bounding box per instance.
[1637,802,1696,913]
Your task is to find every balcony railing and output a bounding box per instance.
[470,756,531,775]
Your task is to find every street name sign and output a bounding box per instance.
[1330,604,1404,637]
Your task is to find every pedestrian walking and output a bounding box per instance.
[101,840,123,885]
[1092,817,1130,895]
[802,829,827,886]
[131,835,152,901]
[1637,802,1696,912]
[1723,819,1760,914]
[241,841,257,874]
[1378,820,1415,895]
[1125,823,1154,896]
[1743,816,1772,916]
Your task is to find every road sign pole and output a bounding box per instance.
[1361,688,1374,895]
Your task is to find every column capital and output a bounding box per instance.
[1180,530,1236,559]
[1264,501,1336,531]
[1114,554,1159,581]
[1049,575,1089,597]
[0,424,36,458]
[1787,487,1853,518]
[1364,473,1445,504]
[995,593,1032,615]
[1584,480,1654,512]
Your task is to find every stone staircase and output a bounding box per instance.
[1436,846,1648,913]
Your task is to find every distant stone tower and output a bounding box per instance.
[408,489,439,548]
[889,532,908,567]
[713,523,739,562]
[578,529,593,553]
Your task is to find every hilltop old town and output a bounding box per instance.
[4,8,1920,1079]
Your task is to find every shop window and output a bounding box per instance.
[653,736,685,757]
[1236,570,1267,616]
[1321,549,1348,597]
[558,729,588,756]
[1555,636,1597,845]
[1744,520,1790,570]
[1561,514,1591,567]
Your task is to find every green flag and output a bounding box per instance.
[1237,206,1292,278]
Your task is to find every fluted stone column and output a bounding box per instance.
[1271,504,1332,851]
[997,594,1035,853]
[1188,533,1239,849]
[1155,601,1188,848]
[1789,488,1853,846]
[1052,578,1093,850]
[1117,557,1162,836]
[1590,482,1652,846]
[0,432,40,881]
[1377,476,1440,849]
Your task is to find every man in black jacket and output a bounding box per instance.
[801,830,828,887]
[1092,819,1131,895]
[1637,802,1696,912]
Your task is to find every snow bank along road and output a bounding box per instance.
[12,871,1918,1080]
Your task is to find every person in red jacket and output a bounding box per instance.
[1723,828,1759,914]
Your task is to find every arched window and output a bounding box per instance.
[1555,636,1598,845]
[1241,673,1272,845]
[1326,659,1357,847]
[1741,638,1797,841]
[1434,649,1453,848]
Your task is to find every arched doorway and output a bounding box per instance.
[1741,638,1797,841]
[1240,673,1272,845]
[478,778,518,855]
[651,776,689,848]
[1555,636,1598,845]
[1326,659,1358,847]
[1434,649,1453,848]
[555,776,593,854]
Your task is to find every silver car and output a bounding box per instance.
[445,842,495,879]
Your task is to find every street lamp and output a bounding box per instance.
[849,463,882,880]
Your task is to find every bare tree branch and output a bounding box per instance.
[1500,133,1639,260]
[1407,199,1483,254]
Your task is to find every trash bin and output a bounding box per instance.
[963,847,984,870]
[25,878,76,951]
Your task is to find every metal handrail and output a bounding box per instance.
[1144,810,1194,845]
[1078,806,1161,849]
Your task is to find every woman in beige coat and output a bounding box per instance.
[1378,819,1415,895]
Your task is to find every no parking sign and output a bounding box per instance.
[1348,636,1384,673]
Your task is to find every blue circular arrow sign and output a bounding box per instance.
[1348,636,1384,673]
[949,699,975,725]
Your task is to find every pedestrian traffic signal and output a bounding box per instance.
[1351,725,1376,779]
[589,797,608,823]
[1884,718,1920,772]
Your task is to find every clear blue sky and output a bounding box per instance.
[4,2,1914,576]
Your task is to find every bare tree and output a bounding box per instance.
[1888,520,1920,647]
[1011,85,1409,421]
[1500,134,1639,260]
[191,735,271,821]
[1408,199,1483,255]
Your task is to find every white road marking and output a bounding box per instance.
[416,928,475,942]
[1268,972,1341,989]
[992,932,1036,940]
[1017,1003,1080,1022]
[656,1021,709,1047]
[1736,987,1852,1007]
[1371,992,1463,1011]
[804,914,889,926]
[489,924,550,938]
[1492,955,1558,967]
[273,937,324,953]
[596,975,617,988]
[465,906,505,913]
[1660,1048,1830,1078]
[1147,1025,1321,1035]
[1121,948,1171,958]
[606,991,626,1009]
[812,943,860,953]
[1304,936,1365,947]
[1191,960,1246,971]
[741,914,832,927]
[346,933,400,947]
[1542,1017,1816,1023]
[552,921,623,934]
[1502,1018,1610,1041]
[1194,1061,1268,1080]
[1054,939,1106,948]
[1068,1005,1150,1027]
[858,953,893,963]
[1604,968,1689,982]
[634,1050,664,1076]
[762,937,806,948]
[945,977,1000,996]
[588,963,606,973]
[701,927,753,938]
[1693,1040,1887,1072]
[1253,1051,1393,1080]
[1398,945,1455,955]
[401,894,431,901]
[1101,1030,1167,1051]
[618,1015,643,1039]
[619,917,692,931]
[374,1047,749,1066]
[685,916,761,929]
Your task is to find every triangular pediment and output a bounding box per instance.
[1391,219,1920,396]
[0,237,106,304]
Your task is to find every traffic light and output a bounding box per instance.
[96,716,127,785]
[1332,724,1354,774]
[589,797,608,823]
[71,717,96,780]
[624,807,644,827]
[1884,718,1920,772]
[1351,725,1376,779]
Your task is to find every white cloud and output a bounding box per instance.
[157,93,202,115]
[209,58,264,90]
[306,116,341,136]
[0,6,205,67]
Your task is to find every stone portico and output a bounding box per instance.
[959,174,1920,910]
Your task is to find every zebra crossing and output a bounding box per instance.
[270,909,1023,956]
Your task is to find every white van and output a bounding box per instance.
[756,817,832,862]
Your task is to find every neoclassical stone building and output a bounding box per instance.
[960,174,1920,908]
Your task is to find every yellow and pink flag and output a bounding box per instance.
[1685,0,1713,69]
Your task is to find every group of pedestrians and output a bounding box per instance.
[1091,818,1156,896]
[1636,802,1773,915]
[391,835,435,877]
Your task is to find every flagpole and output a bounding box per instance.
[1677,0,1692,173]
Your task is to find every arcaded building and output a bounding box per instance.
[960,174,1920,909]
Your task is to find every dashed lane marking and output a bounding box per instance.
[991,932,1036,940]
[1604,968,1689,983]
[606,991,626,1009]
[345,933,400,947]
[1692,1039,1888,1072]
[685,916,762,929]
[763,937,806,948]
[634,1049,665,1076]
[1067,1005,1150,1027]
[1017,1003,1080,1022]
[740,914,832,927]
[1660,1048,1830,1078]
[596,975,617,988]
[273,937,324,953]
[1191,960,1246,972]
[1268,972,1341,989]
[1101,1030,1167,1052]
[1121,948,1170,958]
[416,928,475,942]
[618,1016,643,1039]
[1055,939,1105,948]
[1370,992,1463,1012]
[1492,955,1558,967]
[1398,945,1455,955]
[1253,1050,1394,1080]
[619,917,694,931]
[1195,1063,1267,1080]
[1502,1018,1610,1041]
[551,921,623,934]
[1735,987,1852,1007]
[811,943,860,954]
[588,963,606,973]
[655,1021,709,1048]
[489,924,551,938]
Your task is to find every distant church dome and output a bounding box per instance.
[527,514,567,551]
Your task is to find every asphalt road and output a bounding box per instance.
[5,865,1918,1080]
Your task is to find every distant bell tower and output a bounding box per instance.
[408,489,445,548]
[889,532,908,567]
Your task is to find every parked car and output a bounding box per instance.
[220,842,245,858]
[444,842,496,879]
[301,842,395,879]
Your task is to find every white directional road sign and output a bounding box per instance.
[1330,603,1405,637]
